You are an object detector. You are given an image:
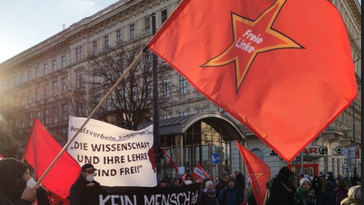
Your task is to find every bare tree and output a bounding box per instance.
[88,42,173,130]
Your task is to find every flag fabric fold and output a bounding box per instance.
[161,149,178,171]
[147,0,357,162]
[23,118,80,199]
[235,141,270,205]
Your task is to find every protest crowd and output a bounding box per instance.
[0,157,361,205]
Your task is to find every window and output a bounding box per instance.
[28,70,32,81]
[21,74,24,84]
[198,108,206,113]
[130,24,135,40]
[147,84,153,99]
[76,74,83,90]
[116,30,122,45]
[62,79,67,93]
[62,56,66,68]
[36,88,40,101]
[163,115,170,119]
[251,148,264,161]
[105,65,111,81]
[145,16,151,34]
[44,64,48,75]
[179,111,187,116]
[45,109,49,124]
[132,86,138,101]
[161,9,168,23]
[93,69,99,83]
[93,40,98,55]
[162,78,170,98]
[53,60,57,72]
[76,46,82,61]
[179,75,187,94]
[53,81,58,95]
[36,67,40,78]
[104,35,109,51]
[106,97,112,111]
[14,76,17,87]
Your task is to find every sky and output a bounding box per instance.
[0,0,119,64]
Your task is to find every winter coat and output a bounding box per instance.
[219,186,241,205]
[199,188,218,205]
[69,175,106,205]
[235,173,246,194]
[334,187,348,205]
[215,180,228,199]
[295,187,315,205]
[318,181,335,205]
[264,176,296,205]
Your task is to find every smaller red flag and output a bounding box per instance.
[23,118,80,199]
[192,163,211,183]
[235,140,271,205]
[0,153,4,160]
[161,149,178,171]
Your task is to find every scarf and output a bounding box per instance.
[296,187,313,205]
[203,188,216,198]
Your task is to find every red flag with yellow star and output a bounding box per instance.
[147,0,357,162]
[235,141,270,205]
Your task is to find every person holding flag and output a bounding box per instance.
[264,167,295,205]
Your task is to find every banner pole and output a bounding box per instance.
[35,49,146,185]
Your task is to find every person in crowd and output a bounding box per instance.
[295,178,315,205]
[219,178,242,205]
[200,178,212,192]
[181,173,194,186]
[319,172,325,179]
[69,163,106,205]
[158,179,168,188]
[334,180,348,205]
[199,180,218,205]
[235,171,246,201]
[340,185,361,205]
[318,181,335,205]
[335,178,342,187]
[163,173,171,186]
[298,173,304,181]
[263,166,295,205]
[215,172,230,199]
[0,158,49,205]
[327,172,335,184]
[230,173,242,198]
[311,176,321,203]
[289,176,298,190]
[318,175,327,192]
[170,177,182,187]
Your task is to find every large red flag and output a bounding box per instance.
[235,141,270,205]
[23,118,80,199]
[147,0,357,162]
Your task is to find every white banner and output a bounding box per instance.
[67,116,156,187]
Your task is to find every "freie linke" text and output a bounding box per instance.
[235,29,264,53]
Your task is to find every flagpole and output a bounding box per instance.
[151,13,162,180]
[35,49,147,185]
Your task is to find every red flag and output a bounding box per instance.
[0,153,3,160]
[23,118,80,199]
[147,0,357,162]
[192,163,211,183]
[161,149,178,170]
[235,141,270,205]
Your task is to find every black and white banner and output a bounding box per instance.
[100,184,200,205]
[67,116,156,187]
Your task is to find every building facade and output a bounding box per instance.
[0,0,361,179]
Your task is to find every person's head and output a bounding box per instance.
[335,178,341,186]
[205,180,214,191]
[230,174,236,180]
[81,163,97,182]
[278,166,293,180]
[327,171,333,176]
[172,177,181,187]
[158,179,167,187]
[235,171,239,176]
[347,185,361,201]
[184,174,193,185]
[300,178,311,191]
[222,173,229,183]
[288,176,297,187]
[338,180,348,191]
[0,158,35,202]
[227,179,235,188]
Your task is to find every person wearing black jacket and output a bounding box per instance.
[235,171,246,201]
[69,164,106,205]
[263,166,295,205]
[215,172,230,199]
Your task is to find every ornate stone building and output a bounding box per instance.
[0,0,361,179]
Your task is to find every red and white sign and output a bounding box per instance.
[192,163,211,183]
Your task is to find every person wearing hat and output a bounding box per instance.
[218,178,242,205]
[181,173,194,186]
[199,180,218,205]
[0,158,49,205]
[158,178,168,188]
[264,166,295,205]
[295,178,315,205]
[69,164,106,205]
